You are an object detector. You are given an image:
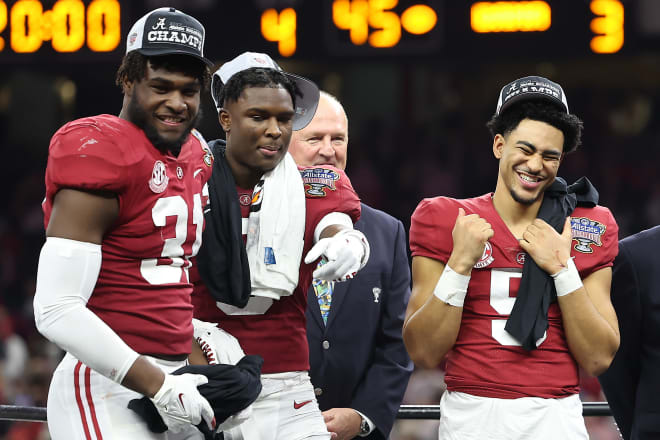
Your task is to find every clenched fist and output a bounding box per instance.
[447,208,494,275]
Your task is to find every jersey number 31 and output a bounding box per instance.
[140,194,203,285]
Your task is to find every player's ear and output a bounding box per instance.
[219,109,231,133]
[122,79,134,96]
[493,134,505,159]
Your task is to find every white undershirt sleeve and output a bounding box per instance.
[313,212,354,243]
[33,237,140,383]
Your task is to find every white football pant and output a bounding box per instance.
[47,352,199,440]
[438,390,589,440]
[222,371,330,440]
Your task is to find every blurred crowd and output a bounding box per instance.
[1,68,656,439]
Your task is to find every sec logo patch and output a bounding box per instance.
[149,160,169,194]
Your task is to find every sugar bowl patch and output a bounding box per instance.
[300,168,339,197]
[571,217,606,253]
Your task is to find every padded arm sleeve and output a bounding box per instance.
[33,237,140,383]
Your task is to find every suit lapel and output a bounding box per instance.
[307,285,325,329]
[325,279,349,328]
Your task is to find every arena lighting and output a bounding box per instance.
[470,1,552,33]
[4,0,120,53]
[260,8,296,57]
[590,0,624,54]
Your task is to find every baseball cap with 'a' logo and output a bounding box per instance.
[126,7,213,67]
[495,75,569,116]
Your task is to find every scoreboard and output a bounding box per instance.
[0,0,121,53]
[0,0,648,64]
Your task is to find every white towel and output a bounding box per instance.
[245,152,305,300]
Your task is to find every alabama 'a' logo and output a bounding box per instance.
[571,217,606,253]
[474,241,494,268]
[239,194,252,206]
[192,130,214,167]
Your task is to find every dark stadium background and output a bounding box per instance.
[1,0,657,438]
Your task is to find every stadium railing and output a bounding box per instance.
[0,403,612,422]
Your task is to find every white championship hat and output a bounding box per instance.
[211,52,320,130]
[126,7,213,67]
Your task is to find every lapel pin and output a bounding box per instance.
[372,287,381,303]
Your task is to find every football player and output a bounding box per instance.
[34,8,215,439]
[404,76,620,439]
[190,52,370,440]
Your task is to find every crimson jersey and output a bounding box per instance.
[43,114,213,357]
[192,165,360,374]
[410,193,618,398]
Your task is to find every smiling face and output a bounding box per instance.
[493,118,564,206]
[220,85,295,188]
[288,93,348,169]
[123,62,201,155]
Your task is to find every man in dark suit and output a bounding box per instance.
[599,226,660,440]
[289,91,413,439]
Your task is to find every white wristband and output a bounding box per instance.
[432,265,470,307]
[551,257,583,297]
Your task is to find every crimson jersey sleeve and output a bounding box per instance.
[409,196,461,263]
[300,166,361,228]
[571,205,619,277]
[45,117,141,199]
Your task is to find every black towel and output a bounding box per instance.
[196,139,252,307]
[504,177,599,351]
[127,355,263,440]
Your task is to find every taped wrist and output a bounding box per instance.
[432,265,470,307]
[551,256,583,297]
